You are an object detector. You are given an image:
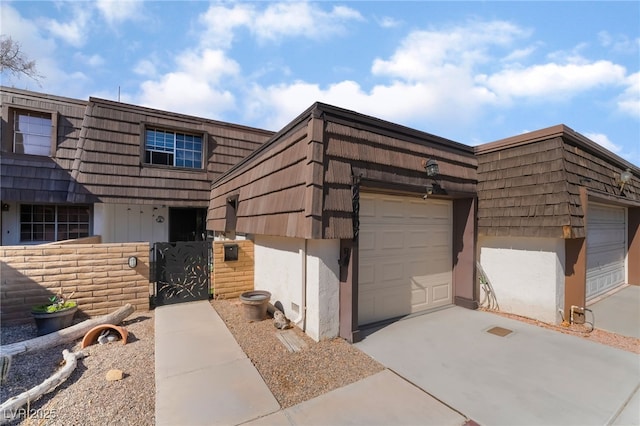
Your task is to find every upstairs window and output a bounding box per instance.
[13,110,52,156]
[145,128,203,169]
[20,204,91,242]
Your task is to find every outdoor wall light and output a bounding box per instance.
[618,168,633,194]
[155,215,164,223]
[422,158,439,177]
[1,203,9,212]
[128,256,138,268]
[422,158,441,200]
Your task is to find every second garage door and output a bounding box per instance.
[586,203,626,300]
[358,193,453,325]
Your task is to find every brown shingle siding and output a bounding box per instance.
[2,87,273,208]
[208,121,311,237]
[209,102,476,240]
[476,125,639,239]
[1,87,87,203]
[72,98,272,205]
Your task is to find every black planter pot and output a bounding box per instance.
[31,306,78,336]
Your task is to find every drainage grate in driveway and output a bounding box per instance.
[486,326,513,337]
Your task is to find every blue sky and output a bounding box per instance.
[2,1,639,165]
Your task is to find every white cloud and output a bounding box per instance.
[135,49,240,117]
[598,31,640,54]
[502,45,538,63]
[0,4,56,73]
[44,5,92,47]
[617,72,640,119]
[175,49,240,83]
[95,0,143,25]
[198,2,363,49]
[371,20,528,82]
[242,18,637,142]
[0,3,95,96]
[253,3,363,42]
[135,2,364,120]
[478,60,627,101]
[584,132,622,154]
[74,52,105,67]
[133,59,158,78]
[199,3,254,49]
[138,74,235,118]
[377,16,402,29]
[246,76,494,131]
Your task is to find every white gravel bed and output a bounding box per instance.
[1,312,155,425]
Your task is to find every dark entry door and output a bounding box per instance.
[153,241,211,306]
[169,208,207,242]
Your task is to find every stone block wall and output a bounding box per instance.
[0,242,150,325]
[212,240,254,298]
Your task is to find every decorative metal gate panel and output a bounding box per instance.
[153,241,211,306]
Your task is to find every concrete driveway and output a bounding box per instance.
[355,306,640,426]
[589,285,640,338]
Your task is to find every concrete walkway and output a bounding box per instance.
[155,301,279,426]
[155,301,470,426]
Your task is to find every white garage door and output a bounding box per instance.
[586,203,626,300]
[358,193,452,325]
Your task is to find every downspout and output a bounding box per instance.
[292,240,307,331]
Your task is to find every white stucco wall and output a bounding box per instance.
[1,202,169,246]
[305,239,340,341]
[94,203,168,245]
[254,235,304,319]
[479,236,565,324]
[254,235,340,341]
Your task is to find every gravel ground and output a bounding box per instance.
[211,299,385,408]
[1,312,155,426]
[2,301,635,426]
[481,308,640,354]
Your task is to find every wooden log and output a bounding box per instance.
[0,304,135,357]
[0,350,83,425]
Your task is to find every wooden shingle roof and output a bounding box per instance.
[1,87,273,207]
[476,124,640,239]
[209,102,477,239]
[0,87,92,203]
[68,98,273,206]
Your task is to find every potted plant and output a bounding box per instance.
[31,292,78,336]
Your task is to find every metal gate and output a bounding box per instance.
[152,241,212,306]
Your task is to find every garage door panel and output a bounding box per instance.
[590,204,625,222]
[358,263,375,286]
[587,228,626,248]
[432,282,451,304]
[359,287,412,325]
[586,203,626,300]
[358,293,375,325]
[407,231,430,248]
[411,287,428,306]
[382,231,404,249]
[382,262,404,282]
[407,259,429,277]
[358,193,452,325]
[380,199,405,217]
[586,248,624,268]
[428,258,453,275]
[427,229,451,248]
[428,202,451,219]
[359,230,376,251]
